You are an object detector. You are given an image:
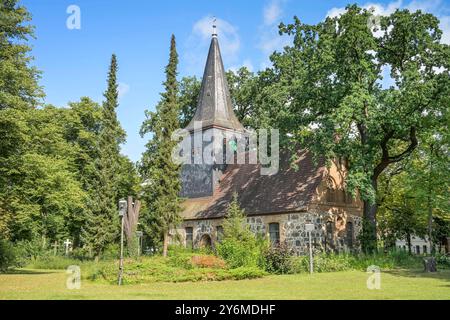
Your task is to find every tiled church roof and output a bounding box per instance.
[181,150,326,220]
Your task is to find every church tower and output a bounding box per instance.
[180,26,245,199]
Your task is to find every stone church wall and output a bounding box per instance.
[173,211,362,254]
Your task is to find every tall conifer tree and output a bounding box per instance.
[84,54,125,258]
[140,35,181,257]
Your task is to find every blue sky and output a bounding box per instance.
[23,0,450,162]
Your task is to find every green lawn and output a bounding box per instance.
[0,269,449,300]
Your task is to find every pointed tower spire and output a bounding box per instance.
[185,31,244,132]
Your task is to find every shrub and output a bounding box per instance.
[14,239,49,266]
[216,238,263,268]
[86,256,265,284]
[435,253,450,269]
[167,252,195,269]
[228,266,266,280]
[289,253,351,273]
[191,255,226,269]
[26,255,88,270]
[100,243,120,260]
[0,239,16,272]
[262,242,293,274]
[216,194,265,268]
[289,250,423,274]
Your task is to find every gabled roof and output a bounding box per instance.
[181,150,326,220]
[184,35,244,132]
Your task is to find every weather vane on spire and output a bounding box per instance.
[212,16,217,37]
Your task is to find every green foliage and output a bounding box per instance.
[86,255,265,284]
[261,242,293,274]
[378,129,450,252]
[0,239,17,272]
[0,0,44,110]
[435,254,450,268]
[178,76,201,128]
[140,35,182,255]
[290,250,423,273]
[216,194,266,268]
[270,5,450,251]
[83,54,127,258]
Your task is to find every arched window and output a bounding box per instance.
[185,227,193,249]
[327,188,336,203]
[346,222,354,248]
[324,221,333,250]
[269,223,280,245]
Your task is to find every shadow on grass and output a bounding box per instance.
[384,268,450,285]
[2,269,59,275]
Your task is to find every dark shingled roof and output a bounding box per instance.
[185,35,244,132]
[181,150,326,220]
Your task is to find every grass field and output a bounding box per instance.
[0,269,449,300]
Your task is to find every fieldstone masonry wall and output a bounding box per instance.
[177,212,362,254]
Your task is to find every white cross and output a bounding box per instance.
[64,239,72,255]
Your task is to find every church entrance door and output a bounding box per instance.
[199,234,212,249]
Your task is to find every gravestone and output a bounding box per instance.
[423,257,437,272]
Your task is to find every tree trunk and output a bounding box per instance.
[162,230,169,257]
[407,233,412,255]
[427,194,434,254]
[362,178,378,253]
[427,146,434,254]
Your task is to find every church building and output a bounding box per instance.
[171,30,363,254]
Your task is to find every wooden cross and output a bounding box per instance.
[52,241,59,256]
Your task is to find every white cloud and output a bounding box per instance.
[263,0,284,25]
[325,0,450,44]
[229,59,254,73]
[184,15,240,74]
[326,7,347,19]
[405,0,441,12]
[118,82,130,99]
[439,15,450,44]
[258,0,291,67]
[326,0,401,18]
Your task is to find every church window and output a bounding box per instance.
[325,221,333,250]
[185,227,193,249]
[423,245,427,254]
[269,223,280,245]
[416,245,420,254]
[216,226,224,242]
[346,222,353,248]
[327,188,336,203]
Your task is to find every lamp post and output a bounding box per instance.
[305,223,315,274]
[118,199,127,285]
